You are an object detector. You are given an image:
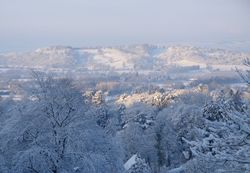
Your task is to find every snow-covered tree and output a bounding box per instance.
[237,58,250,85]
[120,102,185,172]
[0,73,124,173]
[183,90,250,172]
[29,73,85,172]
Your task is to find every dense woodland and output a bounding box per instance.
[0,59,249,173]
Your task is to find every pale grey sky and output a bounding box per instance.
[0,0,250,52]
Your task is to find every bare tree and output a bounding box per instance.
[13,72,124,173]
[29,72,85,172]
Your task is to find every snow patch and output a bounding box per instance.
[124,154,137,170]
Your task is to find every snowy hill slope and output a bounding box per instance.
[0,45,248,71]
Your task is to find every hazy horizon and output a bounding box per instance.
[1,0,250,52]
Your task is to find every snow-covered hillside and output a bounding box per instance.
[0,45,248,71]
